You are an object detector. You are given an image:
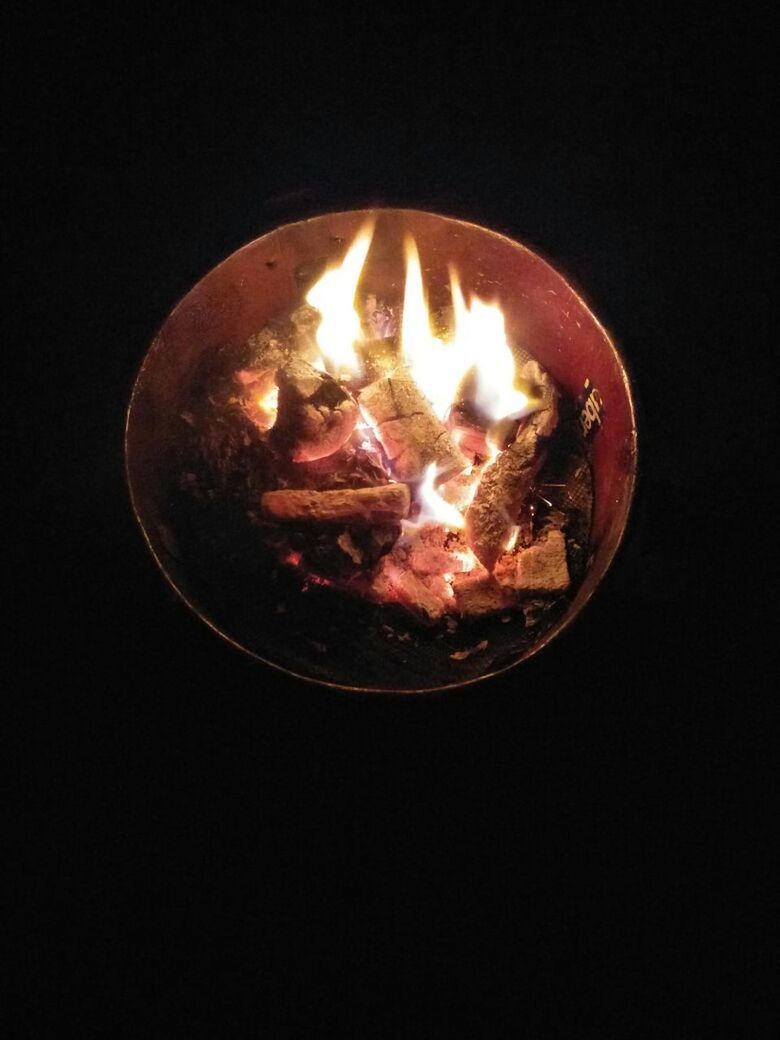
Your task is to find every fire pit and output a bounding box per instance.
[125,209,636,692]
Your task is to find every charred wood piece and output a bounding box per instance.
[370,555,450,623]
[451,574,516,616]
[260,484,411,525]
[272,359,359,462]
[495,530,570,596]
[465,368,559,571]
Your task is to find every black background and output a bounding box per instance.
[11,7,773,1037]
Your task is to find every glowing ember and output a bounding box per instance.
[256,386,279,424]
[306,219,376,380]
[239,372,279,431]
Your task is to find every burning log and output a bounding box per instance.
[272,359,359,462]
[465,366,559,572]
[495,529,570,596]
[358,367,468,482]
[260,484,411,525]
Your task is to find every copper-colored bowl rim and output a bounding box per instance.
[125,207,638,695]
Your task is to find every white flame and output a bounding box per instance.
[416,463,466,529]
[305,220,375,379]
[449,268,530,424]
[400,239,533,441]
[400,237,471,419]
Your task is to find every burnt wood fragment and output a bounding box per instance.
[260,484,411,525]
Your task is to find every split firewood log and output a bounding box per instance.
[465,362,559,571]
[358,367,468,481]
[260,484,411,525]
[272,359,359,462]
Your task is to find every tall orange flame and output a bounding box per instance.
[305,219,375,379]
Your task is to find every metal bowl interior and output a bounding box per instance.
[125,208,637,693]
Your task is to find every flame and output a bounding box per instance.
[449,267,532,448]
[400,237,471,419]
[504,525,520,553]
[416,463,466,529]
[305,219,375,379]
[400,239,533,441]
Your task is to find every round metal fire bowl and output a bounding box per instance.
[126,209,637,693]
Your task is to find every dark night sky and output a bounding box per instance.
[10,7,773,1037]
